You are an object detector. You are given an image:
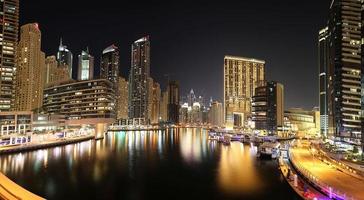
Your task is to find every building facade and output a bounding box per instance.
[57,38,73,79]
[77,49,94,81]
[224,55,265,129]
[128,36,150,120]
[45,55,70,86]
[318,27,329,138]
[100,45,119,85]
[167,80,180,124]
[15,23,45,111]
[209,101,223,127]
[116,76,128,120]
[252,81,284,135]
[327,0,363,145]
[43,79,116,121]
[148,78,161,124]
[0,0,19,111]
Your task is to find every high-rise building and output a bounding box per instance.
[252,81,284,135]
[209,101,223,127]
[319,27,329,138]
[167,80,180,124]
[15,23,46,111]
[160,90,168,122]
[77,49,94,81]
[57,38,73,79]
[116,76,128,120]
[0,0,19,111]
[188,89,196,107]
[147,78,161,124]
[128,36,150,120]
[100,45,119,85]
[224,55,265,129]
[45,56,70,86]
[327,0,363,145]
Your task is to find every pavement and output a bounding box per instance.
[290,143,364,200]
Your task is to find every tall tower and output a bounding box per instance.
[0,0,19,111]
[167,80,180,124]
[224,55,265,129]
[57,38,73,79]
[15,23,46,111]
[318,27,329,138]
[327,0,363,144]
[128,36,150,120]
[77,48,94,81]
[100,44,119,85]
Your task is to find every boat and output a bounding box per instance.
[240,135,251,143]
[257,142,281,159]
[223,135,231,145]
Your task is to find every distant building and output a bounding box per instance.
[284,108,320,138]
[15,23,46,111]
[0,0,19,111]
[167,80,180,124]
[252,81,284,135]
[209,101,223,127]
[77,49,94,81]
[116,77,128,120]
[45,56,70,86]
[128,36,150,120]
[57,38,73,79]
[148,78,161,124]
[224,56,265,129]
[100,45,119,85]
[160,90,168,122]
[318,27,329,138]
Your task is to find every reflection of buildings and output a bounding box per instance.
[284,108,320,137]
[224,56,265,129]
[218,143,262,193]
[252,81,284,135]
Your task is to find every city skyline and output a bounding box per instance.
[20,0,331,109]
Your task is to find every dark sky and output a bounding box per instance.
[21,0,330,109]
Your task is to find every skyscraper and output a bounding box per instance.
[224,55,265,129]
[116,76,128,120]
[100,45,119,85]
[318,27,329,138]
[148,78,161,124]
[209,101,223,127]
[0,0,19,111]
[15,23,46,111]
[128,36,150,120]
[167,80,180,124]
[57,38,73,79]
[45,55,70,86]
[252,81,284,135]
[77,49,94,81]
[327,0,363,144]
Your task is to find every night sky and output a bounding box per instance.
[21,0,330,109]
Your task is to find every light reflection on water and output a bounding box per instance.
[0,128,298,200]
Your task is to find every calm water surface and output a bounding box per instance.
[0,128,301,200]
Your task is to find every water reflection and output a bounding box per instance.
[0,128,295,200]
[218,142,263,194]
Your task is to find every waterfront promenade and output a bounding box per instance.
[0,135,94,154]
[290,142,364,200]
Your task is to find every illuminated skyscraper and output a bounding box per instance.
[147,78,161,124]
[318,27,329,138]
[100,44,119,85]
[327,0,363,144]
[57,38,73,79]
[209,101,223,127]
[77,48,94,81]
[224,55,265,129]
[0,0,19,111]
[116,76,128,120]
[252,81,284,135]
[45,55,70,86]
[15,23,46,111]
[128,36,150,120]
